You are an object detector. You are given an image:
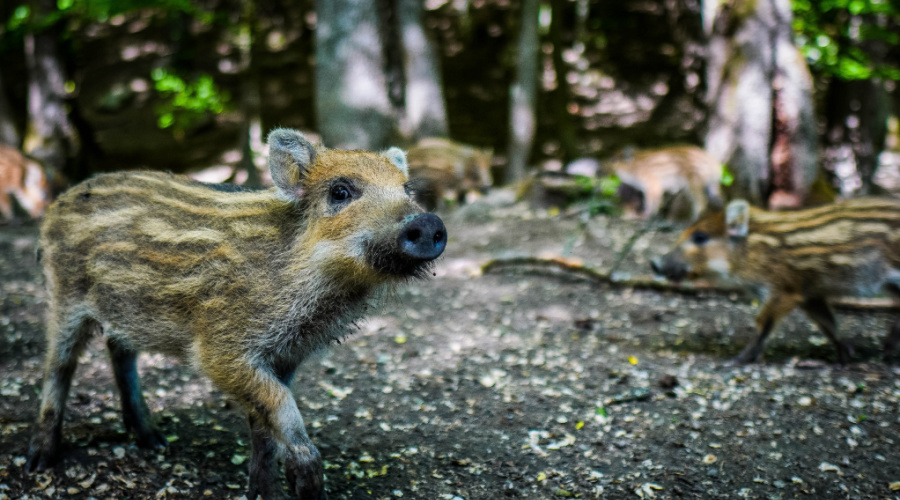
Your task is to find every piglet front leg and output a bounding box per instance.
[207,358,326,500]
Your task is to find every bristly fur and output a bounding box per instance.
[655,197,900,364]
[0,143,50,221]
[27,129,444,500]
[608,145,722,219]
[406,137,493,210]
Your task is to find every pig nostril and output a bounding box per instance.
[396,213,447,263]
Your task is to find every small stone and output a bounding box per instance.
[113,447,125,459]
[819,462,840,473]
[658,375,678,390]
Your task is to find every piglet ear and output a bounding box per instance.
[268,128,317,200]
[725,199,750,238]
[382,147,408,177]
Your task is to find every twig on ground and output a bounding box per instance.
[480,256,900,311]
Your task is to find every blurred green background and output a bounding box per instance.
[1,0,899,208]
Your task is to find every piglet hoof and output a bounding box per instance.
[728,349,761,365]
[25,442,57,474]
[247,481,290,500]
[135,425,168,451]
[284,444,327,500]
[836,341,855,366]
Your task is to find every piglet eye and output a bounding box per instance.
[330,184,351,203]
[691,231,710,245]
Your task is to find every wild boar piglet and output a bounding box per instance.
[652,198,900,364]
[27,128,447,500]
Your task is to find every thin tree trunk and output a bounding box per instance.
[506,0,540,184]
[23,0,79,182]
[397,0,448,141]
[237,0,262,187]
[0,72,20,147]
[315,0,394,150]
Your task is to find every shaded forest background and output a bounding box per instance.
[1,0,899,208]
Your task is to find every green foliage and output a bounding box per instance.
[151,68,230,136]
[56,0,208,23]
[721,164,734,187]
[573,174,621,216]
[3,0,211,49]
[793,0,900,80]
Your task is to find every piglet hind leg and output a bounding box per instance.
[799,297,854,365]
[26,316,95,472]
[107,337,167,449]
[882,278,900,360]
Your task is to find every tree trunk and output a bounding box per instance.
[506,0,540,184]
[23,0,79,182]
[768,0,816,209]
[547,0,580,162]
[0,72,20,147]
[704,0,777,205]
[315,0,394,150]
[396,0,449,141]
[237,0,263,187]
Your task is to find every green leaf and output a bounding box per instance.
[721,165,734,187]
[158,113,174,128]
[598,174,620,197]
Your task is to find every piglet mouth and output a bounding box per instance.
[366,213,448,277]
[650,258,687,283]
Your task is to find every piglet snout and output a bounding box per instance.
[398,213,447,261]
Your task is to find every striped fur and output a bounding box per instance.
[654,198,900,363]
[609,145,722,219]
[28,129,441,500]
[406,137,493,210]
[0,144,49,220]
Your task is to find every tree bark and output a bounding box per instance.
[704,0,777,205]
[23,0,79,181]
[768,0,817,209]
[396,0,449,141]
[704,0,816,207]
[315,0,394,150]
[506,0,540,184]
[0,72,20,147]
[237,0,263,187]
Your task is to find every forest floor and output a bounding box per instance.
[2,192,900,500]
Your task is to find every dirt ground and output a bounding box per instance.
[2,195,900,500]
